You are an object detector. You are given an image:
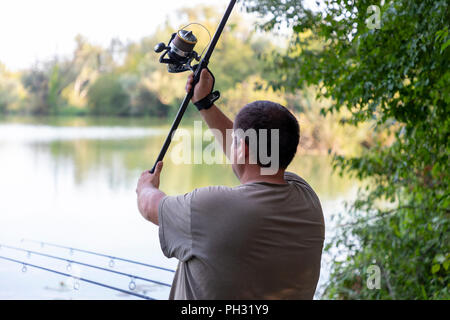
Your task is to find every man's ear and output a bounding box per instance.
[243,139,250,162]
[238,138,249,164]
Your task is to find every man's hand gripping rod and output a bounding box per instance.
[149,0,237,173]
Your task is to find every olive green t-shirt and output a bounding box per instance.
[158,172,325,300]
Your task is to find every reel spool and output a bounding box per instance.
[154,23,211,73]
[154,29,200,73]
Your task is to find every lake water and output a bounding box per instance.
[0,116,358,299]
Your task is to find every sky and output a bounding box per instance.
[0,0,230,71]
[0,0,320,72]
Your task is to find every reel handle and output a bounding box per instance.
[154,42,167,53]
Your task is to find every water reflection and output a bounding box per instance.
[30,134,353,198]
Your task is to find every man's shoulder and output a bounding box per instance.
[285,171,315,192]
[284,171,309,185]
[285,171,322,210]
[191,184,237,200]
[188,184,245,211]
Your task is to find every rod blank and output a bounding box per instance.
[0,255,155,300]
[1,244,171,288]
[21,239,175,273]
[149,0,237,173]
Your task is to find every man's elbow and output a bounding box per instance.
[138,190,165,225]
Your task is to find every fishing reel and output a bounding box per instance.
[154,29,201,73]
[154,23,211,73]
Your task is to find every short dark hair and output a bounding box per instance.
[234,100,300,169]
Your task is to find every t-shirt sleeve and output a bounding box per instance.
[285,171,322,212]
[158,192,194,262]
[285,171,313,190]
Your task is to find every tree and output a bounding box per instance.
[243,0,449,299]
[119,74,169,117]
[87,75,130,116]
[0,65,21,114]
[0,5,282,118]
[21,68,49,115]
[135,85,169,117]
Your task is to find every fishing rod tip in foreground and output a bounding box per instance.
[0,243,172,288]
[0,255,156,300]
[22,239,175,272]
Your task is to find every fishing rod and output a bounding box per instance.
[1,244,171,288]
[21,239,175,273]
[149,0,237,173]
[0,255,155,300]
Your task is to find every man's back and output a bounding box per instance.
[158,172,325,299]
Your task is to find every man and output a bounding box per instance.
[136,69,325,299]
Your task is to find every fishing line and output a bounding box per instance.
[180,22,212,59]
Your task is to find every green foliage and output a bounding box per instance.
[21,68,50,115]
[135,86,168,117]
[0,4,372,154]
[0,66,20,114]
[87,75,130,116]
[19,60,76,115]
[47,64,61,115]
[243,0,449,299]
[0,5,280,119]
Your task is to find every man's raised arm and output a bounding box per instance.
[186,69,233,159]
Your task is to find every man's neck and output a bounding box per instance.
[239,166,287,185]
